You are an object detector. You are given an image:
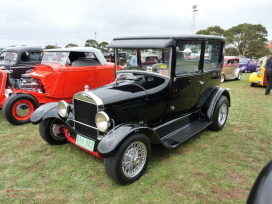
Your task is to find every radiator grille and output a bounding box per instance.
[74,98,98,138]
[74,99,97,126]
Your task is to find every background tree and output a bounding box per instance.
[45,44,58,49]
[84,39,98,48]
[196,26,225,36]
[97,41,109,53]
[224,23,269,58]
[65,43,79,48]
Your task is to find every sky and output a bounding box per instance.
[1,0,271,48]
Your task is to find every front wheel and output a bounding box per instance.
[104,133,151,185]
[39,118,68,145]
[2,93,39,125]
[209,96,229,131]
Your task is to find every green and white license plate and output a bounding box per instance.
[76,134,95,152]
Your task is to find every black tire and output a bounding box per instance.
[250,83,256,87]
[209,96,229,131]
[39,118,68,145]
[220,74,225,83]
[236,72,242,80]
[104,133,151,185]
[2,93,39,125]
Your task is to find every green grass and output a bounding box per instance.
[1,73,272,203]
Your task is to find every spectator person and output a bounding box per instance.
[264,55,272,95]
[130,52,137,67]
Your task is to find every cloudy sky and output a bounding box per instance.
[1,0,271,48]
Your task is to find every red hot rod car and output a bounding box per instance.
[0,47,118,125]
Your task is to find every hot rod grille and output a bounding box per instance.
[73,99,97,138]
[75,122,98,139]
[74,99,96,126]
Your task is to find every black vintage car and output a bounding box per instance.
[31,35,230,185]
[0,46,43,79]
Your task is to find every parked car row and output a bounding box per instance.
[0,47,119,125]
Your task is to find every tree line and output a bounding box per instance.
[196,23,270,59]
[45,39,110,53]
[44,23,270,59]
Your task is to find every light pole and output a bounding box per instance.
[190,5,198,34]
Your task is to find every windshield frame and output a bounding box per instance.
[114,47,172,78]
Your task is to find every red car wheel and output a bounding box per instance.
[2,94,39,125]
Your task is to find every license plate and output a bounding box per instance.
[76,134,95,152]
[159,64,167,68]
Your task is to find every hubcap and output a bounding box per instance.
[51,122,65,140]
[122,141,147,178]
[15,103,30,117]
[218,103,228,125]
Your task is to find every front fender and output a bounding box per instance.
[30,102,60,124]
[249,72,262,84]
[98,123,160,158]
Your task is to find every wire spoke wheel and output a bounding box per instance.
[122,141,147,178]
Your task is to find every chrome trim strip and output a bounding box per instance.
[72,119,99,130]
[73,91,104,108]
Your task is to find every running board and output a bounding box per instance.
[161,118,212,148]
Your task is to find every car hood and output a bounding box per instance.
[29,63,63,77]
[0,61,14,67]
[91,81,148,106]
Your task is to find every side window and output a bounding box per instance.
[21,52,42,62]
[28,52,42,61]
[176,41,202,75]
[203,41,222,71]
[0,51,6,61]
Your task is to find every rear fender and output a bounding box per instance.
[201,87,230,119]
[98,123,161,158]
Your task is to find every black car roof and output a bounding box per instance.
[108,35,226,49]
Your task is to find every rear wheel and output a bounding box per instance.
[236,72,242,80]
[2,93,39,125]
[209,96,229,131]
[220,74,225,83]
[104,133,150,185]
[39,118,67,145]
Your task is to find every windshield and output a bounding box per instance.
[240,59,248,63]
[117,48,171,77]
[42,51,69,65]
[0,51,18,62]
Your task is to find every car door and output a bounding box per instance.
[169,41,203,119]
[201,40,224,92]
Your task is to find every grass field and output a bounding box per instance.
[1,73,272,204]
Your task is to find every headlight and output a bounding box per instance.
[5,89,13,98]
[95,111,110,132]
[257,71,262,76]
[58,100,69,118]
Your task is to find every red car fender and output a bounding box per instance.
[0,70,8,108]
